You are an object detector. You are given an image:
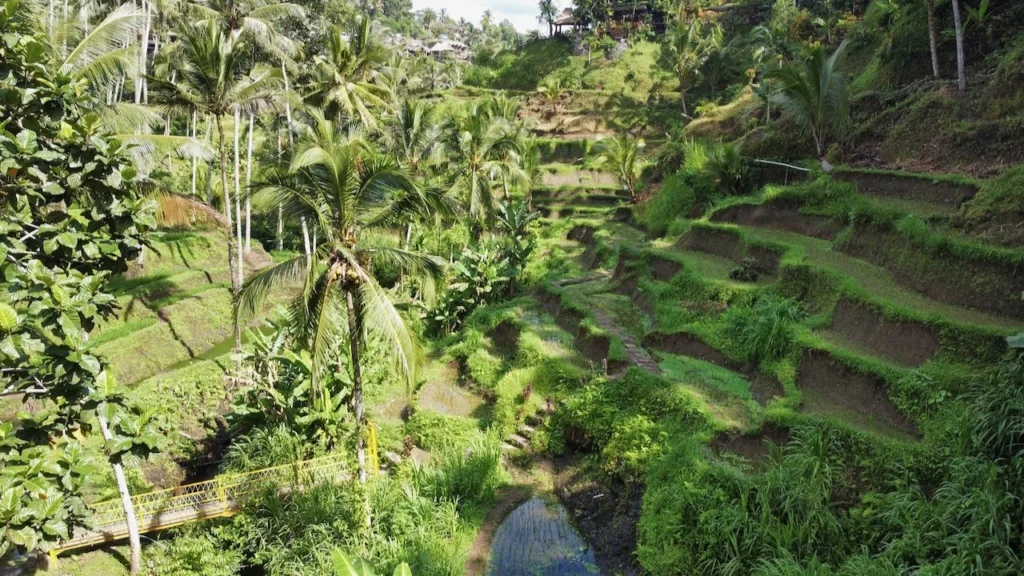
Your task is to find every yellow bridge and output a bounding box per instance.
[51,453,349,563]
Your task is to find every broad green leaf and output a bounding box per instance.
[14,130,37,153]
[392,563,412,576]
[0,303,17,332]
[93,371,117,397]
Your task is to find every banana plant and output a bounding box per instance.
[332,549,412,576]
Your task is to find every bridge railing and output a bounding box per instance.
[57,453,350,554]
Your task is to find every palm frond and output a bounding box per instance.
[96,103,165,134]
[352,263,420,391]
[62,4,144,80]
[71,45,139,90]
[235,253,307,327]
[119,134,215,161]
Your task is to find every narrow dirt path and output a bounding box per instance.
[554,273,660,374]
[589,307,660,374]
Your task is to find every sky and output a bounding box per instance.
[410,0,573,34]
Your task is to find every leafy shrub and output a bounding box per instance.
[464,348,503,389]
[412,433,504,506]
[723,294,806,363]
[655,140,687,176]
[729,258,761,282]
[705,142,755,196]
[405,411,478,452]
[429,247,511,334]
[636,172,696,236]
[148,535,241,576]
[601,415,667,482]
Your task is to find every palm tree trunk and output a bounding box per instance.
[97,414,141,576]
[679,80,688,115]
[245,113,254,253]
[281,61,294,147]
[951,0,967,92]
[926,0,940,78]
[233,108,244,292]
[277,203,284,251]
[301,218,311,267]
[190,111,198,198]
[344,281,367,485]
[216,116,240,306]
[135,0,148,104]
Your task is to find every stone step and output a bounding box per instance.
[507,434,530,450]
[518,424,536,438]
[525,413,546,426]
[502,442,519,452]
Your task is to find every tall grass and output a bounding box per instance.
[723,294,806,364]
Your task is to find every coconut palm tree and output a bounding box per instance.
[148,21,283,345]
[664,18,720,116]
[766,40,851,158]
[307,16,391,128]
[34,3,143,92]
[383,99,442,174]
[595,134,644,203]
[441,106,524,231]
[235,113,445,484]
[187,0,304,59]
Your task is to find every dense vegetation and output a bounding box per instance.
[2,0,1024,575]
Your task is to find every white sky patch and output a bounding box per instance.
[410,0,573,33]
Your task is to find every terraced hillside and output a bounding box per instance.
[524,139,1021,454]
[93,230,284,486]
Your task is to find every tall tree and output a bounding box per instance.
[442,106,524,231]
[951,0,967,91]
[149,21,283,348]
[767,41,851,158]
[538,0,557,37]
[925,0,940,78]
[235,114,444,484]
[0,5,162,571]
[307,16,391,128]
[595,134,644,203]
[187,0,304,60]
[664,18,720,116]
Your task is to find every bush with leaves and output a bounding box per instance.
[228,324,355,445]
[705,142,755,196]
[496,201,540,293]
[722,294,805,364]
[147,534,242,576]
[428,247,511,334]
[0,1,161,560]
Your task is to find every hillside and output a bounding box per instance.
[5,0,1024,575]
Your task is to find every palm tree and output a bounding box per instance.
[751,24,788,71]
[664,18,720,116]
[766,40,851,158]
[33,3,143,95]
[442,107,524,231]
[925,0,940,78]
[187,0,304,59]
[538,0,557,37]
[951,0,967,91]
[307,17,391,128]
[236,114,444,484]
[595,134,644,203]
[149,21,282,338]
[383,99,442,174]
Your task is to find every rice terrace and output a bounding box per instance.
[2,0,1024,574]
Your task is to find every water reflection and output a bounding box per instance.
[487,497,598,576]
